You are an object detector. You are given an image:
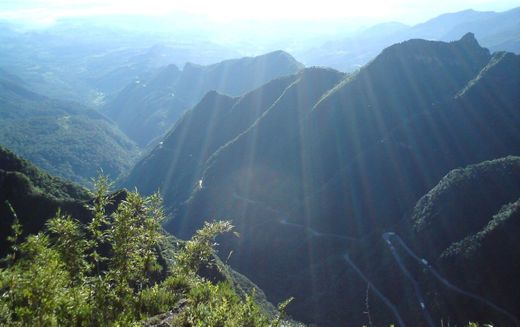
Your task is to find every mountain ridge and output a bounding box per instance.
[124,34,520,325]
[104,50,304,146]
[301,7,519,71]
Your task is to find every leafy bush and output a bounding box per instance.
[183,281,270,326]
[0,177,288,326]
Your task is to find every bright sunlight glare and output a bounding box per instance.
[0,0,518,26]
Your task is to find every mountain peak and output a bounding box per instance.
[263,49,292,57]
[451,32,489,56]
[198,89,232,105]
[370,33,490,73]
[458,32,478,45]
[260,50,302,65]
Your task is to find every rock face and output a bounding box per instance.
[124,35,520,326]
[103,51,304,146]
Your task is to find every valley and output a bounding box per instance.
[1,4,520,326]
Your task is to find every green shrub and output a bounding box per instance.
[184,281,270,327]
[0,176,288,326]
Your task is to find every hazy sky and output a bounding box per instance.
[0,0,518,26]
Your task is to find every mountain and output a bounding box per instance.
[82,42,240,97]
[99,64,185,148]
[0,20,240,107]
[0,146,90,256]
[440,7,520,53]
[183,33,491,237]
[174,50,305,106]
[410,157,520,262]
[82,45,184,95]
[103,51,304,146]
[280,157,520,326]
[405,156,520,325]
[408,9,496,39]
[123,67,344,208]
[124,34,520,325]
[301,7,520,71]
[0,76,139,185]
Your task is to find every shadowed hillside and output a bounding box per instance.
[124,34,520,325]
[0,146,90,256]
[103,51,304,146]
[0,76,139,185]
[122,69,342,207]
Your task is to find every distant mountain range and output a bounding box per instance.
[123,34,520,325]
[0,21,241,106]
[301,7,520,71]
[103,50,304,146]
[1,6,518,104]
[0,73,139,185]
